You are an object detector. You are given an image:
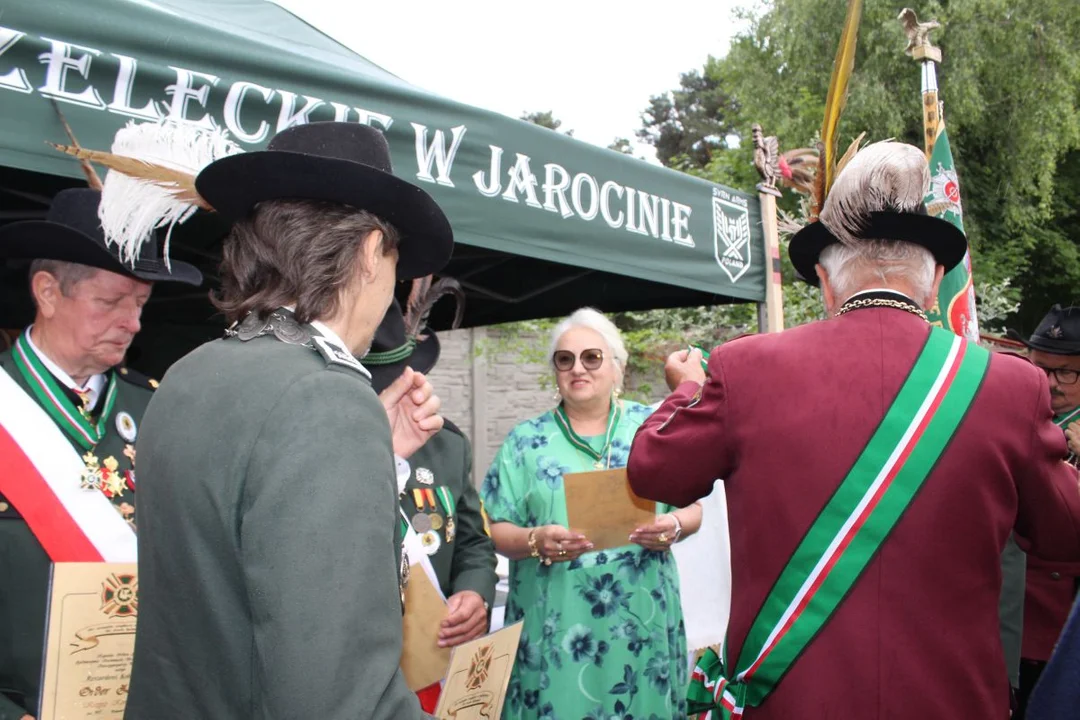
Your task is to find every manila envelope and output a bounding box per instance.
[434,622,523,720]
[400,569,452,691]
[563,467,657,551]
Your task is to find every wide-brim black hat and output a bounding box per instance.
[363,299,440,394]
[195,122,452,281]
[0,188,202,285]
[789,210,967,286]
[1006,304,1080,355]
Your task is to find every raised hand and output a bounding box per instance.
[379,367,443,459]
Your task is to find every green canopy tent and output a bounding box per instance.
[0,0,767,375]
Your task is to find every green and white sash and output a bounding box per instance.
[553,400,622,469]
[11,332,117,451]
[688,328,989,718]
[1054,406,1080,429]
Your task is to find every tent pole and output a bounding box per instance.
[758,191,785,333]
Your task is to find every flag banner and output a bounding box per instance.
[924,123,979,341]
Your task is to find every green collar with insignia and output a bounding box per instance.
[12,331,118,450]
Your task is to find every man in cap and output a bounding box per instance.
[124,122,453,720]
[364,291,498,712]
[0,188,202,720]
[1009,305,1080,716]
[628,141,1080,718]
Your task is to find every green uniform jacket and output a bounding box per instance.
[123,330,427,720]
[0,349,151,720]
[400,420,497,610]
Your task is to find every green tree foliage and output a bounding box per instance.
[641,0,1080,331]
[520,110,573,137]
[636,59,740,168]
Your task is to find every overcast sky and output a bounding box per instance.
[273,0,746,161]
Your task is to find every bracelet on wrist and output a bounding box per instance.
[528,528,552,566]
[666,513,683,542]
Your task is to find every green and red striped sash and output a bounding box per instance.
[11,332,117,451]
[689,328,989,718]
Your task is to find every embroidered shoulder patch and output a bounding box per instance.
[312,336,367,375]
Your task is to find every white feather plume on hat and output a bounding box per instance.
[52,118,242,269]
[96,119,242,268]
[818,141,930,246]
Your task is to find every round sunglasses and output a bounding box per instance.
[552,348,604,372]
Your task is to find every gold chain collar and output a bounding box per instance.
[836,297,929,323]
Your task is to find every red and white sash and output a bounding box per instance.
[0,367,136,561]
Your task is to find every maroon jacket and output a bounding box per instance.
[628,307,1080,719]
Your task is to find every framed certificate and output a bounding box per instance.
[38,562,138,719]
[434,622,523,719]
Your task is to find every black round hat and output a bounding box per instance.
[0,188,202,285]
[363,299,440,394]
[788,209,967,286]
[195,122,453,281]
[1007,305,1080,355]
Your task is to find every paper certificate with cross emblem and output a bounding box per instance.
[434,622,523,720]
[38,562,138,719]
[563,468,657,551]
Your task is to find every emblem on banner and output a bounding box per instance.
[927,163,963,220]
[712,197,752,283]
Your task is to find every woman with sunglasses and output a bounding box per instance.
[481,307,702,719]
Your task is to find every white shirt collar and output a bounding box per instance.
[282,307,371,379]
[24,325,107,407]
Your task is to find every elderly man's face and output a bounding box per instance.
[1029,349,1080,415]
[36,268,152,373]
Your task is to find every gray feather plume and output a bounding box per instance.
[818,141,930,246]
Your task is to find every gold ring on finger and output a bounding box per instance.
[658,533,669,543]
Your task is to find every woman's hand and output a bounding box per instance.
[630,514,680,552]
[534,525,593,563]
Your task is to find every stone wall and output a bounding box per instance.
[427,327,554,486]
[426,327,670,486]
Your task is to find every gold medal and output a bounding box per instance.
[429,513,444,531]
[411,512,432,533]
[80,452,103,491]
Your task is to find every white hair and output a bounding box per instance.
[819,240,936,306]
[549,307,628,386]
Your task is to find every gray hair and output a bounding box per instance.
[819,240,936,306]
[549,307,628,387]
[28,259,99,305]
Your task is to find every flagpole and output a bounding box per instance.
[899,8,980,342]
[752,124,785,333]
[914,43,941,158]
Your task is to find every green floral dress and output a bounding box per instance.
[482,401,688,720]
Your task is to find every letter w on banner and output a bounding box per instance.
[0,369,136,561]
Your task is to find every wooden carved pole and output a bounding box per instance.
[898,8,943,157]
[752,124,785,333]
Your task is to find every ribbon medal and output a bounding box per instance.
[421,530,441,555]
[115,411,138,443]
